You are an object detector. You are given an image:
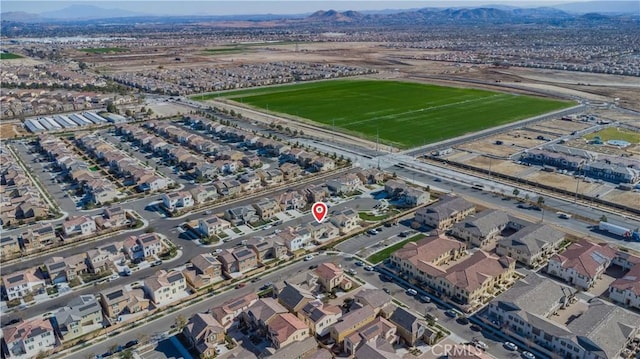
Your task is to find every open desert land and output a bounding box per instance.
[0,122,29,140]
[456,130,550,157]
[525,171,602,193]
[539,118,593,133]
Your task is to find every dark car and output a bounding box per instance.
[101,352,113,358]
[125,340,139,348]
[308,264,318,270]
[456,317,470,325]
[8,319,20,325]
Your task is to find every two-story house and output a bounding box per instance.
[182,313,225,358]
[143,270,187,306]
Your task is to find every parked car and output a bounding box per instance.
[445,309,458,318]
[304,254,314,261]
[419,295,431,303]
[363,265,374,271]
[347,268,357,275]
[456,316,470,325]
[383,288,391,294]
[235,283,246,289]
[406,288,418,296]
[474,341,488,350]
[124,340,139,348]
[522,352,536,359]
[504,342,518,351]
[151,260,163,267]
[354,261,364,266]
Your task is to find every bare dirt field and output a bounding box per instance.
[0,123,29,139]
[540,119,592,133]
[525,171,601,193]
[456,130,548,158]
[602,189,640,210]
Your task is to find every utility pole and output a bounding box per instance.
[574,165,582,204]
[376,127,380,169]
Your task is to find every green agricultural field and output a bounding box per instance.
[81,47,129,54]
[0,52,23,60]
[197,79,573,148]
[586,127,640,144]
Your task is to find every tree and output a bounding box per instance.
[119,349,134,359]
[537,196,545,207]
[175,314,188,330]
[125,109,132,117]
[600,215,608,222]
[106,102,117,113]
[512,188,520,198]
[524,193,530,203]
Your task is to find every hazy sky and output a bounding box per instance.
[2,1,568,16]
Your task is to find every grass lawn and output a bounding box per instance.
[359,212,389,221]
[80,47,129,54]
[0,52,23,60]
[367,234,424,264]
[195,79,573,149]
[585,127,640,144]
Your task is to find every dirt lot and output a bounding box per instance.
[540,119,592,133]
[525,171,601,193]
[602,189,640,209]
[0,123,29,139]
[457,130,548,158]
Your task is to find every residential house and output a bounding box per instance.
[496,224,564,267]
[183,253,223,289]
[198,216,231,238]
[312,157,336,172]
[329,208,360,234]
[53,294,102,341]
[449,209,514,248]
[211,293,259,329]
[280,162,304,180]
[299,184,328,203]
[486,273,640,359]
[354,289,395,318]
[329,304,377,344]
[546,239,616,290]
[44,255,87,284]
[20,223,56,251]
[2,318,56,358]
[314,262,352,293]
[2,268,45,301]
[267,313,309,349]
[190,185,219,204]
[389,234,467,277]
[278,282,315,314]
[100,206,128,228]
[1,236,20,257]
[246,237,287,262]
[389,307,430,346]
[609,261,640,309]
[217,247,258,275]
[259,336,318,359]
[414,194,475,230]
[355,168,385,185]
[99,286,149,319]
[277,190,306,211]
[344,317,396,355]
[130,233,164,259]
[182,313,225,358]
[195,163,219,180]
[143,270,187,305]
[257,169,284,186]
[241,298,288,333]
[86,248,111,274]
[214,179,242,197]
[326,174,362,195]
[162,191,194,212]
[384,180,407,197]
[437,251,515,306]
[306,222,339,243]
[253,198,281,220]
[62,216,96,237]
[224,205,257,225]
[297,300,342,337]
[278,227,310,252]
[401,187,430,207]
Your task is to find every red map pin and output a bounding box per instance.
[312,202,328,223]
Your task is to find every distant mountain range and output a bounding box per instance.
[1,1,637,23]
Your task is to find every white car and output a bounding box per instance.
[215,249,223,254]
[363,265,374,271]
[504,342,518,351]
[304,255,314,261]
[406,288,418,296]
[474,341,488,350]
[347,268,357,275]
[522,352,536,359]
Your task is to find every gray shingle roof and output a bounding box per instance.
[498,224,564,255]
